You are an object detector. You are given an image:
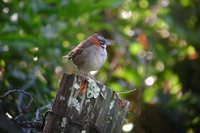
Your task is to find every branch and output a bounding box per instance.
[0,89,33,114]
[18,72,36,113]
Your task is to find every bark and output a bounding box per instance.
[43,73,129,133]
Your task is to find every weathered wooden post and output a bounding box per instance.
[43,73,130,133]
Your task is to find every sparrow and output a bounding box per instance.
[63,34,111,79]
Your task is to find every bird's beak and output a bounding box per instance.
[106,40,111,45]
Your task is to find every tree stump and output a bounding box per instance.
[43,73,130,133]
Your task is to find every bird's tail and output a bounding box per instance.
[62,55,69,61]
[63,55,69,58]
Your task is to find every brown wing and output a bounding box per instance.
[67,41,90,59]
[64,35,100,59]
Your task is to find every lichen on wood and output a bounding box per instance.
[87,79,100,99]
[43,73,130,133]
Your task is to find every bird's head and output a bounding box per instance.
[93,34,111,49]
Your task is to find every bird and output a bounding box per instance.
[63,34,111,79]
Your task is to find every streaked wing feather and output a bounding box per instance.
[68,41,91,59]
[65,35,100,59]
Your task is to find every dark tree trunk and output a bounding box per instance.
[43,73,129,133]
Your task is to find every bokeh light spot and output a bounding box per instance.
[121,11,132,19]
[145,76,156,86]
[156,61,165,71]
[33,57,38,61]
[3,7,9,13]
[139,0,149,8]
[6,112,12,119]
[122,123,134,132]
[10,13,18,22]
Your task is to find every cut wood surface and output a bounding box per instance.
[43,73,130,133]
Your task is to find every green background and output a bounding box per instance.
[1,0,200,132]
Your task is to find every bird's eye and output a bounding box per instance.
[100,40,105,45]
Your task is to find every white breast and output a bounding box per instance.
[86,46,107,70]
[72,45,107,72]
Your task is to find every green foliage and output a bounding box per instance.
[1,0,200,132]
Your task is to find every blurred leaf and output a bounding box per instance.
[144,86,157,103]
[129,42,143,55]
[1,0,200,132]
